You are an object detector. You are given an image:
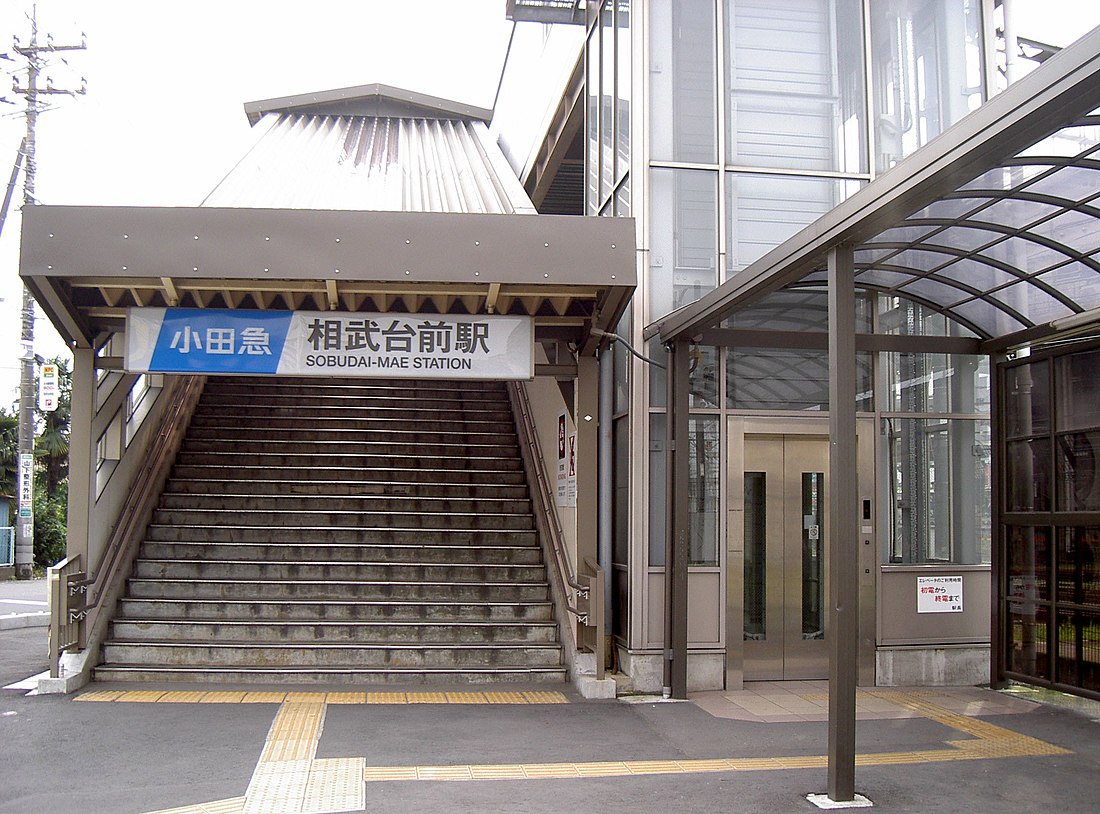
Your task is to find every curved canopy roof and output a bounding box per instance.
[649,24,1100,352]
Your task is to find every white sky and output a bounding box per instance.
[0,0,1096,405]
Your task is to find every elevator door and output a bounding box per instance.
[742,436,830,680]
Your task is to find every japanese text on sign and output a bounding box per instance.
[916,575,963,613]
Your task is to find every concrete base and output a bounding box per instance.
[0,611,49,630]
[0,566,12,580]
[36,649,92,695]
[617,648,725,693]
[876,645,990,686]
[807,793,874,809]
[574,675,617,699]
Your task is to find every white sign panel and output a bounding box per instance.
[18,452,33,519]
[38,363,58,411]
[126,308,534,380]
[916,575,963,613]
[555,412,577,508]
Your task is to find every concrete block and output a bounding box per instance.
[574,675,617,699]
[876,645,990,686]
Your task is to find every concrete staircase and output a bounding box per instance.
[95,376,565,684]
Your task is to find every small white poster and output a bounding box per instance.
[916,575,963,613]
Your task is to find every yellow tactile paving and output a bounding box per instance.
[445,691,489,704]
[522,690,568,704]
[115,690,168,703]
[243,760,312,814]
[199,692,247,704]
[483,691,528,704]
[366,691,408,704]
[258,702,326,764]
[156,691,209,704]
[301,757,366,814]
[241,692,287,704]
[74,689,127,702]
[408,691,449,704]
[325,691,366,705]
[283,691,329,704]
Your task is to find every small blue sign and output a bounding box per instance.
[149,309,292,374]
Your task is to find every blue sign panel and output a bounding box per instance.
[147,309,292,374]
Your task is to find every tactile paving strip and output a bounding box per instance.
[79,689,569,706]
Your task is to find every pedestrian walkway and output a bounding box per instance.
[0,577,48,630]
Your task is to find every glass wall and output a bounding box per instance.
[587,0,631,216]
[1002,344,1100,696]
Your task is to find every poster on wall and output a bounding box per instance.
[125,308,534,380]
[916,575,963,613]
[555,411,577,508]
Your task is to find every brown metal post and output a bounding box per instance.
[66,347,95,641]
[665,340,690,699]
[576,357,599,568]
[827,244,858,801]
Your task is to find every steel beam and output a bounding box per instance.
[665,340,690,700]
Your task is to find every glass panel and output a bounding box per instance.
[690,344,720,408]
[649,168,718,320]
[725,0,866,173]
[613,311,631,415]
[744,472,767,640]
[728,289,872,332]
[586,27,600,215]
[649,338,668,408]
[1056,348,1100,432]
[1057,527,1100,608]
[886,417,992,564]
[934,258,1021,291]
[981,235,1071,276]
[1007,525,1050,604]
[898,276,971,307]
[1008,603,1050,681]
[649,412,666,567]
[950,298,1027,337]
[1026,165,1100,203]
[1029,209,1100,256]
[612,566,630,639]
[650,0,717,163]
[688,416,720,566]
[1003,360,1050,437]
[870,0,983,172]
[1056,609,1100,693]
[1036,263,1100,312]
[615,174,631,216]
[975,198,1063,230]
[728,348,873,411]
[1006,437,1052,513]
[884,353,989,414]
[1057,432,1100,512]
[725,173,845,276]
[802,471,825,639]
[985,280,1074,325]
[600,3,615,204]
[927,225,1001,252]
[616,0,631,184]
[613,417,631,565]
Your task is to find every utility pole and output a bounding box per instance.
[10,5,85,579]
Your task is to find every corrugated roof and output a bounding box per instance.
[203,113,537,214]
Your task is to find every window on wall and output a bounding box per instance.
[724,0,867,174]
[649,168,719,321]
[587,0,631,216]
[650,0,717,163]
[870,0,984,172]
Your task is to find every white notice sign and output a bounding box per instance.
[916,575,963,613]
[555,412,577,508]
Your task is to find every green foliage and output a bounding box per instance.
[34,357,72,495]
[0,408,17,499]
[33,480,67,568]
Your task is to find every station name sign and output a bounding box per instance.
[125,308,534,380]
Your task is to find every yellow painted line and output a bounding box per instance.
[361,692,1070,783]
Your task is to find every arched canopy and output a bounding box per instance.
[647,24,1100,352]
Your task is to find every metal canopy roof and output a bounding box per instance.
[21,85,635,358]
[648,25,1100,352]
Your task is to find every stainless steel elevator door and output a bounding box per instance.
[742,435,830,681]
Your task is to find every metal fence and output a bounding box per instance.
[0,526,14,566]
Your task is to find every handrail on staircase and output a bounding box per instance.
[79,375,206,640]
[507,381,605,679]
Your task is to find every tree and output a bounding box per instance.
[0,408,17,499]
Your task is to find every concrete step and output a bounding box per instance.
[126,578,550,603]
[145,525,538,545]
[199,393,511,411]
[179,439,521,458]
[189,403,514,422]
[157,494,533,515]
[204,378,509,396]
[115,598,555,622]
[100,640,563,668]
[184,426,515,445]
[162,479,530,500]
[139,541,542,564]
[186,415,516,434]
[132,559,547,583]
[151,508,534,531]
[168,465,528,485]
[91,664,567,685]
[110,619,560,644]
[173,451,524,472]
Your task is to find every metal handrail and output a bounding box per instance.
[84,374,205,614]
[47,554,83,677]
[507,382,604,676]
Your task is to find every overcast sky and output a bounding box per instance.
[0,1,1097,404]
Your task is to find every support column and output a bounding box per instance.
[576,356,599,570]
[827,244,859,802]
[599,346,614,631]
[66,347,95,565]
[664,340,690,699]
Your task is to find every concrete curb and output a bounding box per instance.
[0,612,50,631]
